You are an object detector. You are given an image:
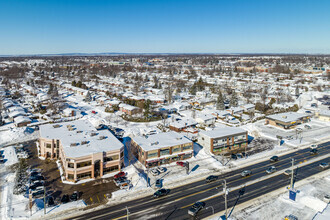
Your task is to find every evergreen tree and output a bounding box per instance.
[230,89,238,107]
[84,91,92,102]
[216,91,225,110]
[295,85,299,97]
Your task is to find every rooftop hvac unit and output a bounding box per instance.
[98,136,106,140]
[66,125,72,128]
[76,130,83,133]
[81,141,88,145]
[68,127,74,131]
[70,143,78,147]
[90,132,97,137]
[151,141,159,146]
[282,116,287,119]
[53,124,60,128]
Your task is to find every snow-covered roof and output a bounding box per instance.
[169,118,198,129]
[266,112,308,123]
[132,131,192,151]
[14,116,31,124]
[318,110,330,117]
[119,103,138,111]
[39,120,123,158]
[199,127,247,138]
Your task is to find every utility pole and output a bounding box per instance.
[126,206,130,220]
[43,187,46,215]
[290,158,294,190]
[29,189,32,216]
[146,167,149,187]
[223,179,228,220]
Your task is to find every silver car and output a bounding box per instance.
[241,170,252,177]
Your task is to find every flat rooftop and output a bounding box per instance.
[40,120,123,158]
[199,127,247,138]
[132,131,192,151]
[266,112,308,123]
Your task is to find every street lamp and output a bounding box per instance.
[206,206,215,215]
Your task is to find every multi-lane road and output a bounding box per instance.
[71,141,330,220]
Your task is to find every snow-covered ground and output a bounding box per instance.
[225,170,330,220]
[0,141,87,220]
[0,126,39,146]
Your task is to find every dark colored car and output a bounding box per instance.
[29,171,40,177]
[205,175,218,183]
[70,191,79,201]
[310,149,318,155]
[47,196,55,206]
[231,154,237,160]
[30,175,45,181]
[29,181,44,190]
[32,190,44,198]
[188,202,206,216]
[153,189,170,198]
[176,161,186,167]
[270,156,279,162]
[114,171,126,179]
[61,194,70,203]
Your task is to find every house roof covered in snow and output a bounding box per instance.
[132,131,192,151]
[39,120,123,158]
[266,112,308,123]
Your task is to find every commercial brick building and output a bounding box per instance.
[39,120,124,182]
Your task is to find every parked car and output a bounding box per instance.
[323,194,330,203]
[310,149,318,155]
[188,201,206,216]
[115,179,130,187]
[114,171,126,179]
[120,182,132,189]
[30,175,44,181]
[150,168,160,176]
[157,167,166,173]
[266,166,277,174]
[305,110,312,114]
[205,175,218,183]
[61,194,70,203]
[155,179,162,188]
[270,156,279,162]
[231,154,238,160]
[0,159,5,164]
[236,153,243,159]
[241,170,252,177]
[284,214,298,220]
[153,189,170,198]
[304,124,312,129]
[70,191,79,201]
[296,128,303,132]
[29,171,40,177]
[284,169,293,176]
[176,161,186,167]
[47,196,55,207]
[32,190,44,198]
[319,162,329,169]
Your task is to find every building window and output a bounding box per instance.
[68,163,74,168]
[182,144,192,151]
[120,151,124,158]
[160,148,170,156]
[77,172,92,180]
[46,143,51,148]
[172,146,180,153]
[68,174,74,180]
[148,151,158,158]
[77,161,92,168]
[103,165,119,174]
[104,155,119,162]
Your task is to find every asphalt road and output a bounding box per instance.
[70,141,330,220]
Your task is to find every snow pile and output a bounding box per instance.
[0,127,39,146]
[299,196,327,212]
[2,146,18,166]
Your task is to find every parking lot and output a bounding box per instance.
[24,141,118,206]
